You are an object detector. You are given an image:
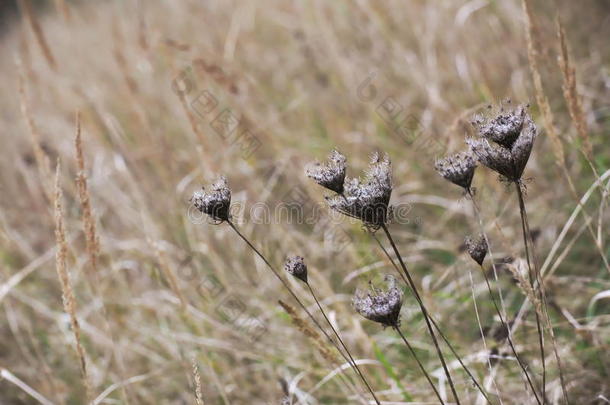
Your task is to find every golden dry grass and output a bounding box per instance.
[0,1,609,404]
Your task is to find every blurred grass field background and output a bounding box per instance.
[0,0,609,403]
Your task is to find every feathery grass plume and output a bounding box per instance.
[465,234,488,266]
[557,18,592,161]
[284,255,308,283]
[506,261,543,319]
[17,0,57,70]
[434,151,477,190]
[192,358,205,405]
[353,275,402,328]
[326,153,393,230]
[54,161,93,400]
[467,103,537,182]
[278,300,338,365]
[74,113,100,275]
[192,177,232,224]
[305,149,347,194]
[522,0,565,169]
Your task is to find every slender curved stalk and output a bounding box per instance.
[226,220,381,405]
[469,188,542,405]
[380,223,462,405]
[305,282,380,405]
[515,184,547,404]
[393,326,446,405]
[515,184,569,404]
[373,234,493,404]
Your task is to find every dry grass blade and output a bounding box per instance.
[17,0,57,70]
[53,0,71,22]
[506,261,543,319]
[54,161,93,400]
[18,72,52,201]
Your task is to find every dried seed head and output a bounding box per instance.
[465,234,488,265]
[353,275,403,327]
[473,103,527,148]
[284,255,308,283]
[468,104,537,182]
[326,153,393,230]
[305,149,347,194]
[192,176,232,223]
[435,151,477,190]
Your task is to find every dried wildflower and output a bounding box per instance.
[468,104,537,182]
[434,151,477,190]
[465,234,488,265]
[305,149,347,194]
[326,153,393,230]
[353,275,403,327]
[284,255,308,283]
[192,176,231,223]
[472,103,527,148]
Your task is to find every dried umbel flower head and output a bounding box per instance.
[305,149,347,194]
[326,153,393,230]
[468,103,537,182]
[472,103,527,148]
[353,275,403,327]
[192,176,232,223]
[435,151,477,190]
[284,255,308,283]
[465,234,488,265]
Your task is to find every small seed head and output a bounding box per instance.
[465,234,488,265]
[435,151,477,190]
[284,255,308,283]
[192,176,232,223]
[305,149,347,194]
[353,275,403,327]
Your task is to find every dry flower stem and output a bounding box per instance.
[393,326,445,405]
[372,233,492,404]
[226,220,381,405]
[380,223,461,405]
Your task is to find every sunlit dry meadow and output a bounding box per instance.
[0,0,609,404]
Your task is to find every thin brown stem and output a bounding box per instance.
[373,234,493,404]
[226,220,381,405]
[393,326,445,405]
[468,188,542,404]
[515,184,547,404]
[515,184,570,404]
[380,223,461,405]
[306,283,380,405]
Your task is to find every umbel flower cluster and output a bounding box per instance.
[306,151,393,230]
[467,103,537,182]
[435,102,537,189]
[353,275,403,327]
